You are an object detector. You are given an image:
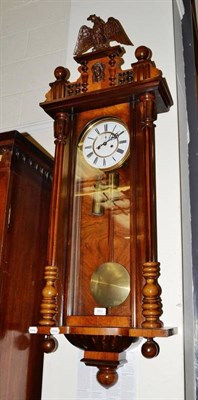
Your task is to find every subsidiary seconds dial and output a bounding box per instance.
[82,117,130,170]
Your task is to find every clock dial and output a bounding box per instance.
[82,117,130,170]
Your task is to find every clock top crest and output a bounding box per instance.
[41,15,170,115]
[73,14,133,55]
[30,15,177,389]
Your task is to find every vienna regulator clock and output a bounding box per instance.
[29,15,177,388]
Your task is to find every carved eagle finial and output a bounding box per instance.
[74,15,133,55]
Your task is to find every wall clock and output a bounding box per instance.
[29,15,177,388]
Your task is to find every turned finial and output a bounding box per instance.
[54,66,70,81]
[141,338,160,358]
[42,335,58,353]
[135,46,152,61]
[96,367,118,389]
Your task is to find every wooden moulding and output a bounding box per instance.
[40,77,172,117]
[30,325,177,338]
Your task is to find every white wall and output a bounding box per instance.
[0,0,71,154]
[173,1,195,399]
[0,1,190,399]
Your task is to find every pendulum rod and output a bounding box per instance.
[107,172,119,262]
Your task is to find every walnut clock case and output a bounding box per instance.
[30,16,177,389]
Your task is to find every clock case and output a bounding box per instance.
[32,44,177,387]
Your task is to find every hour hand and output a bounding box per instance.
[96,134,115,150]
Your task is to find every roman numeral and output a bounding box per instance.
[104,123,108,132]
[112,125,117,132]
[103,158,106,167]
[119,140,127,144]
[87,152,94,158]
[88,136,95,140]
[93,157,98,165]
[95,128,100,135]
[84,145,92,149]
[116,148,124,154]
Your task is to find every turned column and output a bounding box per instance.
[39,112,69,328]
[140,92,163,333]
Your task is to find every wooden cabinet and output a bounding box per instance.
[0,131,53,400]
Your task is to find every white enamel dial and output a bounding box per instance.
[82,117,130,170]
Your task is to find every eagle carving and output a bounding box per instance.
[74,15,133,55]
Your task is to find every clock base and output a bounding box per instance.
[29,325,177,384]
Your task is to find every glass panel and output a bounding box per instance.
[69,132,131,316]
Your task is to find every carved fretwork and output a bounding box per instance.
[118,69,133,84]
[43,45,165,103]
[67,83,82,96]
